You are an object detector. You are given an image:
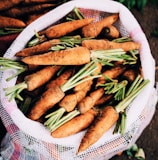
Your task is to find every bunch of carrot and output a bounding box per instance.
[1,8,150,155]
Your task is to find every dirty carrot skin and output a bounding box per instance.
[82,14,119,38]
[0,16,26,28]
[45,18,94,39]
[96,65,126,86]
[46,68,74,89]
[3,3,55,17]
[78,88,105,114]
[22,46,91,65]
[51,109,97,138]
[82,39,141,51]
[95,94,113,106]
[15,39,60,57]
[0,0,22,11]
[77,106,119,154]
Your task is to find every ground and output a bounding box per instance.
[0,3,158,160]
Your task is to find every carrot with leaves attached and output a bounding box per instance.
[82,14,119,38]
[77,76,150,154]
[28,61,101,120]
[51,109,98,138]
[22,46,138,66]
[0,16,26,28]
[4,65,61,101]
[45,18,94,39]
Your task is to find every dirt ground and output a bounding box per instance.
[0,2,158,160]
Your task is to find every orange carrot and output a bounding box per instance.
[51,109,97,138]
[45,18,94,39]
[0,16,26,28]
[77,106,119,154]
[96,65,126,86]
[82,39,141,51]
[3,3,55,17]
[25,65,61,91]
[0,0,22,11]
[22,46,91,65]
[82,14,119,38]
[15,39,60,57]
[78,88,105,114]
[46,68,74,89]
[28,85,65,120]
[95,94,113,106]
[24,0,55,4]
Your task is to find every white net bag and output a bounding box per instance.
[0,0,158,159]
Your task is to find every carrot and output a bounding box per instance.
[0,16,26,28]
[46,68,74,89]
[51,109,97,138]
[0,0,22,11]
[22,46,91,65]
[3,3,55,18]
[28,85,65,120]
[98,25,120,39]
[95,94,113,106]
[121,69,138,82]
[24,0,56,4]
[82,14,119,38]
[4,65,61,101]
[45,18,94,39]
[15,39,60,57]
[96,65,126,86]
[78,88,105,114]
[77,106,119,154]
[82,39,141,51]
[28,61,100,120]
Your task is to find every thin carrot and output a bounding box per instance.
[51,109,97,138]
[45,18,94,39]
[22,46,91,65]
[15,39,60,57]
[82,39,141,51]
[82,14,119,38]
[0,16,26,28]
[3,3,55,18]
[78,88,105,114]
[77,106,119,154]
[0,0,22,11]
[4,65,61,101]
[95,94,113,106]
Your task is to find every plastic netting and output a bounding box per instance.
[0,0,158,159]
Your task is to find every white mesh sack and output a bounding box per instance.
[0,0,157,160]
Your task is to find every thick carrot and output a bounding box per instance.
[25,65,61,91]
[3,3,55,17]
[82,14,119,38]
[0,0,22,11]
[78,88,105,114]
[15,39,60,57]
[96,65,126,86]
[22,46,91,65]
[82,39,141,51]
[51,109,97,138]
[28,85,65,120]
[0,16,26,28]
[45,18,94,39]
[77,106,119,154]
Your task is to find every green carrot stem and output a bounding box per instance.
[48,110,80,132]
[112,36,132,43]
[120,112,127,135]
[3,82,27,101]
[115,79,150,113]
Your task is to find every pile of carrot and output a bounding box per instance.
[2,8,150,155]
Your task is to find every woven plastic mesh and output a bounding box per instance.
[0,0,157,159]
